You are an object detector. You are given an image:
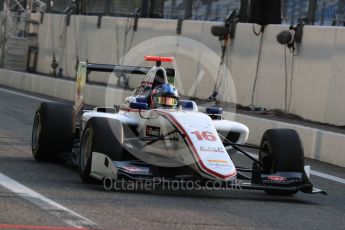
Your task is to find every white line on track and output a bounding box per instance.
[0,173,98,229]
[310,170,345,184]
[1,86,344,185]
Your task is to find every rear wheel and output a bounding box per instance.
[32,102,74,162]
[259,129,304,196]
[79,117,124,183]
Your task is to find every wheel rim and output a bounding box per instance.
[32,112,41,151]
[80,128,92,170]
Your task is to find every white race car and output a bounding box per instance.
[32,56,325,195]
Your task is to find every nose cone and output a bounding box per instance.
[157,110,237,181]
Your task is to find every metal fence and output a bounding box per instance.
[0,0,344,26]
[315,0,345,26]
[162,0,345,25]
[282,0,345,25]
[163,0,241,21]
[45,0,143,16]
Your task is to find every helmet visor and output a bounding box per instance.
[155,97,177,107]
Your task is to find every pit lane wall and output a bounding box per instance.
[31,14,345,126]
[0,68,344,168]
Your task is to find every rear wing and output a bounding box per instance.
[86,63,175,77]
[74,61,175,114]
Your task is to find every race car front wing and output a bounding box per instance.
[91,153,326,195]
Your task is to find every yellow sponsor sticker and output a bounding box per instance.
[75,61,87,113]
[207,159,228,164]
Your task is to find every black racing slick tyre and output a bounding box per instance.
[31,102,74,162]
[259,129,304,196]
[79,117,124,183]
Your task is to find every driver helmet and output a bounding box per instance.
[151,83,179,109]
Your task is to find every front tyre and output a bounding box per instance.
[32,102,74,162]
[259,129,304,196]
[79,117,124,183]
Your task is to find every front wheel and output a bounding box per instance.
[79,117,125,183]
[32,102,74,162]
[259,129,304,196]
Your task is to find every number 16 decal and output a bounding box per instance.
[191,131,217,141]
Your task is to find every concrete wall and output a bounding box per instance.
[1,68,344,167]
[33,14,345,125]
[0,69,131,106]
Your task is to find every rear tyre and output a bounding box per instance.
[259,129,304,196]
[31,102,74,162]
[79,117,124,183]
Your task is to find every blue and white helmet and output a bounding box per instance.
[151,83,179,108]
